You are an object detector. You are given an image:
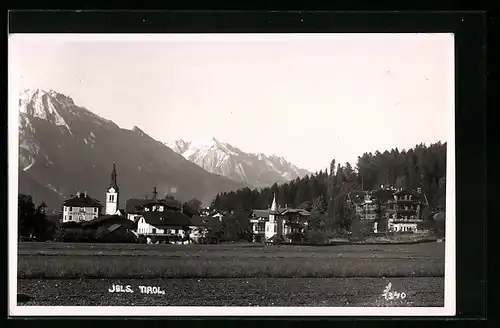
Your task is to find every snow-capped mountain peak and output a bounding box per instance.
[19,89,117,130]
[167,138,311,188]
[19,89,73,132]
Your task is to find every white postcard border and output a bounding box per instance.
[8,33,456,317]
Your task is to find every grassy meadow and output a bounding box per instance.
[18,241,445,279]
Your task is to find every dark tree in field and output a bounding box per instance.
[184,198,202,216]
[18,194,36,239]
[326,159,336,217]
[18,194,54,241]
[220,211,252,242]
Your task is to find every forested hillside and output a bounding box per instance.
[211,142,447,230]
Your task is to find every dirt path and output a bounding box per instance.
[17,277,444,307]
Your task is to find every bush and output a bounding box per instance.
[76,229,96,242]
[305,230,328,244]
[268,234,286,244]
[286,232,305,243]
[95,227,110,242]
[433,213,445,239]
[350,219,373,241]
[60,222,82,229]
[253,235,264,243]
[55,228,95,242]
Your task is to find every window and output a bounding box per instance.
[152,228,156,234]
[175,229,179,234]
[69,215,72,221]
[94,207,97,212]
[274,225,277,233]
[69,207,73,211]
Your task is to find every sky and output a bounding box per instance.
[9,33,454,173]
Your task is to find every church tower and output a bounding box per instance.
[105,162,119,215]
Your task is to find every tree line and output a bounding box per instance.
[211,142,447,233]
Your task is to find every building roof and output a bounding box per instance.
[108,223,122,232]
[281,208,311,216]
[142,210,192,228]
[393,189,427,202]
[252,209,270,218]
[347,188,428,205]
[141,199,182,209]
[63,193,102,208]
[82,215,136,229]
[126,198,182,213]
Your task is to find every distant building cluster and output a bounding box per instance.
[58,163,430,245]
[346,185,429,233]
[59,162,213,244]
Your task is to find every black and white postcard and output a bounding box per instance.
[9,33,455,316]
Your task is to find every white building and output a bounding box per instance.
[128,188,206,244]
[261,194,310,242]
[136,209,202,244]
[62,192,102,223]
[250,210,268,242]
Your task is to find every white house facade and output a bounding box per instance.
[259,195,310,242]
[62,192,102,223]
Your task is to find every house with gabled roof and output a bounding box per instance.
[62,192,103,223]
[129,187,206,244]
[125,186,182,222]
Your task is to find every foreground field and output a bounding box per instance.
[17,242,444,307]
[17,277,444,307]
[18,242,445,279]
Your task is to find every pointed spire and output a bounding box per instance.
[271,193,277,212]
[108,162,119,191]
[152,186,158,201]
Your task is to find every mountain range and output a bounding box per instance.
[167,138,311,188]
[17,89,247,210]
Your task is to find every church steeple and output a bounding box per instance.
[271,193,277,212]
[152,186,158,201]
[109,162,119,191]
[105,162,119,215]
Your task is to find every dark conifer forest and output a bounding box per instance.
[211,142,446,229]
